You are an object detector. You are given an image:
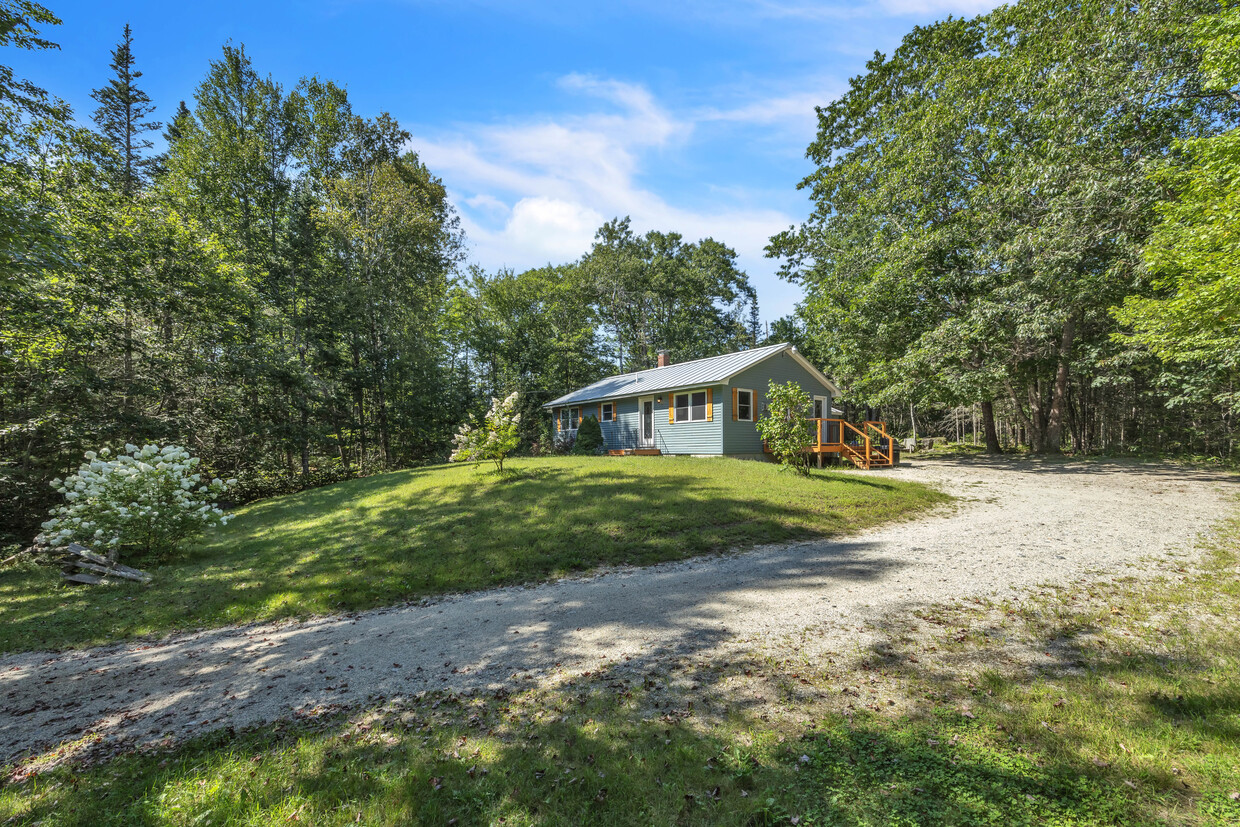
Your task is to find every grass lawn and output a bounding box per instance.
[0,456,947,654]
[4,513,1237,825]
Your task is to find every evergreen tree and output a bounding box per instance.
[91,23,160,195]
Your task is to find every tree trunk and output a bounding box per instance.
[1026,380,1048,452]
[981,399,1002,453]
[1043,314,1077,454]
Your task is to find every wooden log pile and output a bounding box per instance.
[61,543,151,584]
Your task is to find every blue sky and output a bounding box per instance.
[10,0,997,320]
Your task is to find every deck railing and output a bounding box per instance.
[803,418,893,469]
[764,418,894,469]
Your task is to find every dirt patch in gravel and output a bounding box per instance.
[2,455,1235,765]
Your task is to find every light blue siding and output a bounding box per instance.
[550,349,834,456]
[651,387,725,455]
[601,397,640,450]
[722,351,835,455]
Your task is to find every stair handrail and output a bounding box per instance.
[863,421,893,465]
[841,420,871,468]
[803,417,846,449]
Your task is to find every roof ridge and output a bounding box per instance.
[620,341,788,379]
[542,343,806,409]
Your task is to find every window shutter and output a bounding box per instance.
[555,409,561,432]
[706,388,713,421]
[669,398,675,423]
[732,388,738,421]
[598,403,602,420]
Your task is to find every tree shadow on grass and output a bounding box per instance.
[0,457,942,656]
[0,527,907,767]
[2,648,1185,827]
[843,574,1240,822]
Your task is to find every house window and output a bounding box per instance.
[673,390,709,422]
[690,391,707,421]
[601,402,614,422]
[569,407,580,430]
[736,389,753,421]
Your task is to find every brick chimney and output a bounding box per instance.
[657,350,670,368]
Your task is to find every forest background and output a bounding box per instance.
[2,0,1237,544]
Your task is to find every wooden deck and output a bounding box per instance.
[766,419,896,470]
[608,448,662,456]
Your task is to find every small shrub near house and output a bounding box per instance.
[450,391,522,473]
[756,381,812,475]
[572,415,604,454]
[37,443,233,563]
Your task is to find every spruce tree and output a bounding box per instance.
[91,23,160,195]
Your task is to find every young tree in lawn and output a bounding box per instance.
[449,392,521,474]
[756,381,812,475]
[91,24,160,196]
[464,264,607,445]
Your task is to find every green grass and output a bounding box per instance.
[4,514,1238,825]
[0,456,948,654]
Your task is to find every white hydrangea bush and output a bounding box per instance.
[37,443,237,562]
[449,391,522,473]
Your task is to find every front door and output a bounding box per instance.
[813,396,827,419]
[639,397,655,448]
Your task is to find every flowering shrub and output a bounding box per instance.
[449,392,521,473]
[37,444,234,562]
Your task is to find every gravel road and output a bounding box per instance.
[2,456,1235,765]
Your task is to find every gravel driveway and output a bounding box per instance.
[2,456,1235,765]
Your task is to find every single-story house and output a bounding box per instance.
[542,342,842,459]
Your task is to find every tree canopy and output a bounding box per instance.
[769,0,1239,454]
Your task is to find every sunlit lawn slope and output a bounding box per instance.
[0,456,948,653]
[5,507,1237,825]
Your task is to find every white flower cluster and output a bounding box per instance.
[450,392,522,471]
[37,443,237,559]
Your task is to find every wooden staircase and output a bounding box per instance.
[764,418,897,469]
[787,418,896,470]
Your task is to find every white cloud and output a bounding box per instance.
[410,73,813,316]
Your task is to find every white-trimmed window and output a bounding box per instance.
[673,390,710,422]
[601,402,614,422]
[736,389,753,421]
[558,407,581,432]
